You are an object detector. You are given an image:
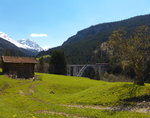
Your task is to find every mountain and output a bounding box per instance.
[18,39,43,52]
[0,32,31,49]
[0,37,26,56]
[63,14,150,46]
[0,32,40,56]
[38,14,150,64]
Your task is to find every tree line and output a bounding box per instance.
[35,50,67,75]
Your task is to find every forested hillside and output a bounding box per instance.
[38,14,150,64]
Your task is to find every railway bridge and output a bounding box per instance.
[67,63,108,78]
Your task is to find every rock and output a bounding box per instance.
[50,91,55,94]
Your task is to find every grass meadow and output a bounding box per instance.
[0,73,149,118]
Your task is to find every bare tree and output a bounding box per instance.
[109,26,150,85]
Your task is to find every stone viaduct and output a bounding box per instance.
[67,63,108,78]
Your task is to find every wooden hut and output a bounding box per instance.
[1,56,37,78]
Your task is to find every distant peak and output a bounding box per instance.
[18,39,43,52]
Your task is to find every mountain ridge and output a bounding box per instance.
[0,32,31,49]
[63,14,150,46]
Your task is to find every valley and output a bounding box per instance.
[0,1,150,118]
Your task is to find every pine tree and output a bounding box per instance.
[49,50,67,75]
[39,57,44,73]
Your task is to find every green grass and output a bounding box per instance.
[0,73,149,118]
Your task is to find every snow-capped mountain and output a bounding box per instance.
[0,32,41,56]
[0,32,32,49]
[18,39,43,52]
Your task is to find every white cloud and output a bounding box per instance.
[30,33,48,38]
[42,46,50,50]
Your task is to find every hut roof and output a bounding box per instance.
[2,56,37,64]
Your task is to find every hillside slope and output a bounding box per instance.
[0,38,26,56]
[0,73,149,117]
[38,14,150,64]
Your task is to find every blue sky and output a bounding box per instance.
[0,0,150,49]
